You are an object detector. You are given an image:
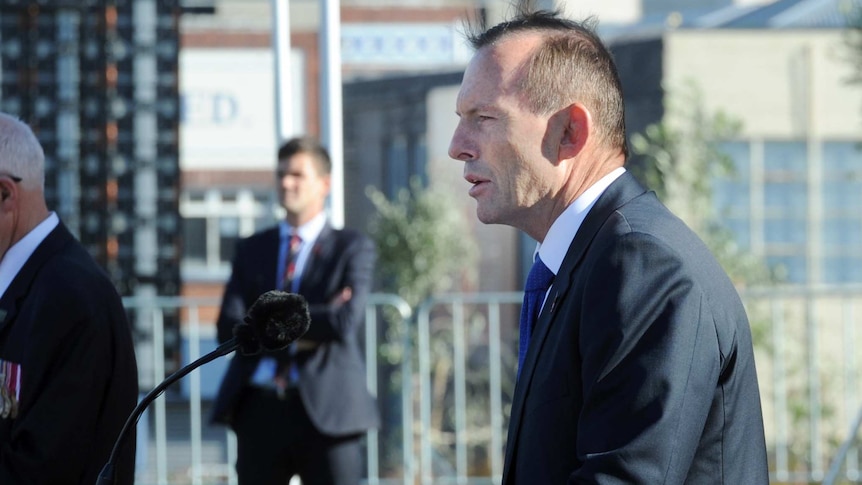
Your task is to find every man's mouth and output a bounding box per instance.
[464,174,489,197]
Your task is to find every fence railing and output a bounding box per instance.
[123,287,862,485]
[740,286,862,484]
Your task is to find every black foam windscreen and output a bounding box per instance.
[243,290,311,351]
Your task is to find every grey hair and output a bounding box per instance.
[0,112,45,191]
[462,5,628,158]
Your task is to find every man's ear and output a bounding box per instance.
[321,174,332,196]
[558,102,591,161]
[0,178,18,206]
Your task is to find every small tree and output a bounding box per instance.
[365,178,478,477]
[366,178,477,309]
[843,2,862,88]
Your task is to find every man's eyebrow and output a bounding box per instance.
[457,104,496,117]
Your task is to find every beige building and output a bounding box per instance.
[655,27,862,284]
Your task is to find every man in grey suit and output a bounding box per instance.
[448,6,769,484]
[211,136,378,485]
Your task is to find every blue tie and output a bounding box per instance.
[518,255,554,376]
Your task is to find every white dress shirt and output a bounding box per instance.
[0,212,59,298]
[251,212,327,385]
[536,167,626,278]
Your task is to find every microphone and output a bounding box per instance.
[96,290,310,485]
[243,289,311,353]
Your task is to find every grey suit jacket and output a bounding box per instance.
[211,223,379,436]
[503,172,768,484]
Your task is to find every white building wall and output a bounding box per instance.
[555,0,642,24]
[179,48,306,171]
[180,49,277,170]
[663,30,862,139]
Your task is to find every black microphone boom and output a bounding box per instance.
[96,290,310,485]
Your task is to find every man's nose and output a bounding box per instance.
[448,127,475,162]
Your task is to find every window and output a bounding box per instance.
[821,219,862,249]
[763,141,808,283]
[822,142,862,174]
[724,219,751,250]
[822,184,862,214]
[822,143,862,216]
[182,217,207,261]
[764,219,806,245]
[384,135,408,198]
[767,255,806,283]
[764,141,807,175]
[219,217,240,263]
[411,133,428,186]
[821,142,862,283]
[710,139,862,285]
[822,257,862,283]
[180,188,278,280]
[713,141,751,249]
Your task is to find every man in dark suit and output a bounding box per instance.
[448,8,769,484]
[0,112,138,484]
[211,136,378,485]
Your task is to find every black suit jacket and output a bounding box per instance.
[211,223,380,435]
[0,222,138,485]
[503,173,768,484]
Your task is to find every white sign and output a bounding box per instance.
[180,48,305,170]
[341,23,472,67]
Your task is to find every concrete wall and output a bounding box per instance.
[664,29,862,139]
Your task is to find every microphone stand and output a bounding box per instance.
[95,338,240,485]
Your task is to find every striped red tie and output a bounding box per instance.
[282,232,302,290]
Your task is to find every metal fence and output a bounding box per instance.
[124,287,862,485]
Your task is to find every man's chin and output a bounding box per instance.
[475,207,500,226]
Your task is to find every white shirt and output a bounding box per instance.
[276,212,327,291]
[536,167,626,277]
[0,212,60,298]
[252,212,328,385]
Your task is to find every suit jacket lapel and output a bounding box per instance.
[502,172,648,481]
[0,223,72,334]
[295,223,332,292]
[264,228,281,291]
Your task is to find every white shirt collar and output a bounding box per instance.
[278,212,328,291]
[537,167,626,274]
[279,211,327,245]
[0,212,60,298]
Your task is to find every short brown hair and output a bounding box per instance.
[277,136,332,175]
[465,7,628,157]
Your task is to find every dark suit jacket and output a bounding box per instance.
[503,173,768,484]
[0,222,138,485]
[211,223,380,436]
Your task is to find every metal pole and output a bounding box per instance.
[365,304,380,483]
[271,0,293,143]
[452,300,467,484]
[488,302,503,482]
[319,0,344,228]
[188,306,202,485]
[823,404,862,485]
[153,308,168,484]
